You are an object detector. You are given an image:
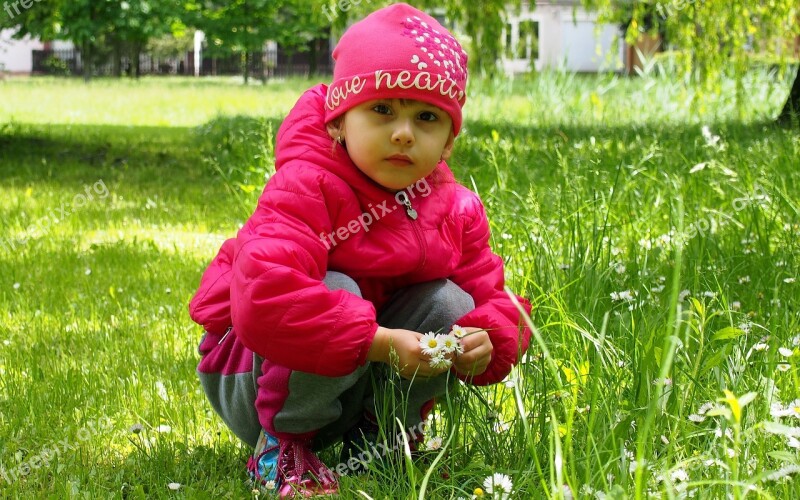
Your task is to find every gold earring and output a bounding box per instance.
[337,135,344,145]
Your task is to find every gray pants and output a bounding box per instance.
[198,272,475,449]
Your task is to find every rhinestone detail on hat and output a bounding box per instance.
[402,16,467,84]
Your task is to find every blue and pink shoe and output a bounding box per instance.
[247,429,338,498]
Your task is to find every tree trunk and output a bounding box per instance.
[112,41,121,77]
[133,43,142,79]
[243,50,250,84]
[82,41,92,82]
[777,65,800,125]
[309,39,318,76]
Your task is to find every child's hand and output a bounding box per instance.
[453,327,493,377]
[368,327,451,379]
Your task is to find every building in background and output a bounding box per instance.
[501,1,626,74]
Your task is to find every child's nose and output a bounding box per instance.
[391,119,415,146]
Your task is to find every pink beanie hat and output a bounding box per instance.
[325,3,468,135]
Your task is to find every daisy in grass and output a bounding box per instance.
[777,399,800,419]
[426,436,443,451]
[688,401,717,423]
[482,473,514,499]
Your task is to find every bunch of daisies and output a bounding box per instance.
[418,324,469,369]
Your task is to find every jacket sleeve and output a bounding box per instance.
[449,196,532,386]
[188,238,236,335]
[230,166,380,377]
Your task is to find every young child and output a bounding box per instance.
[189,3,531,497]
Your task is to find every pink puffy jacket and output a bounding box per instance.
[189,84,531,386]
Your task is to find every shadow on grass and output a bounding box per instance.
[1,116,792,188]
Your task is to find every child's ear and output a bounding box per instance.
[440,131,455,161]
[326,120,343,142]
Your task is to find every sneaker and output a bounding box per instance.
[248,429,338,498]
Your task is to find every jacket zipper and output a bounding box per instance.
[395,192,426,271]
[395,191,418,220]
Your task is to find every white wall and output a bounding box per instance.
[0,28,43,73]
[559,8,623,72]
[502,2,624,74]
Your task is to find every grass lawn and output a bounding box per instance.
[0,72,799,499]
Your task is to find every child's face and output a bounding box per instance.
[334,99,454,192]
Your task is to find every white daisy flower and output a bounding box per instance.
[671,468,689,482]
[426,436,443,450]
[697,402,715,414]
[483,473,514,499]
[264,480,276,490]
[450,324,468,338]
[439,334,462,355]
[779,347,794,357]
[688,414,705,423]
[610,290,635,301]
[157,424,172,433]
[787,399,800,418]
[777,363,791,372]
[167,483,181,491]
[784,278,796,284]
[788,437,800,449]
[752,342,769,351]
[429,355,452,369]
[419,333,441,356]
[770,402,791,418]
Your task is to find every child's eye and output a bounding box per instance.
[372,104,392,115]
[418,111,438,122]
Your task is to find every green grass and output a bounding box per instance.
[0,71,798,499]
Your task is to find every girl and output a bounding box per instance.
[189,3,532,497]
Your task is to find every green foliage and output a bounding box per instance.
[1,0,184,78]
[40,55,70,76]
[582,0,800,114]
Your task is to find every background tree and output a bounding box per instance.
[268,0,331,76]
[185,0,289,83]
[1,0,183,80]
[107,1,183,78]
[582,0,800,124]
